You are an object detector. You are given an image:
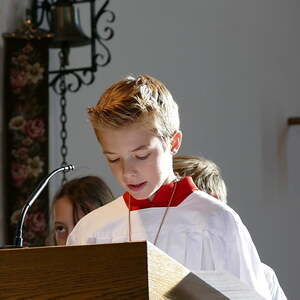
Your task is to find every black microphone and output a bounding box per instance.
[14,164,75,248]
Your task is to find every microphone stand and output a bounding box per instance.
[14,164,75,248]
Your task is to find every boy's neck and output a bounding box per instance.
[148,173,177,202]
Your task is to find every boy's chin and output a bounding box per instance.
[129,192,148,200]
[128,190,155,201]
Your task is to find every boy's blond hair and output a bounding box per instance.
[88,74,180,143]
[173,155,227,203]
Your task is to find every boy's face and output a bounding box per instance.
[98,124,180,200]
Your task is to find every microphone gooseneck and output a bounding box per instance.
[14,164,75,248]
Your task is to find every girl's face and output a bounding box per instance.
[98,124,181,200]
[53,196,84,245]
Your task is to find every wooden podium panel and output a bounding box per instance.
[0,241,264,299]
[1,242,149,299]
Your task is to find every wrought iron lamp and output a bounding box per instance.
[31,0,115,181]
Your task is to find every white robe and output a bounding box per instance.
[262,264,287,300]
[68,190,273,299]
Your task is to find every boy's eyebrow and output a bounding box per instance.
[103,145,149,155]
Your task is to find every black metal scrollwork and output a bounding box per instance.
[94,0,115,67]
[50,69,96,94]
[31,0,115,180]
[32,0,115,92]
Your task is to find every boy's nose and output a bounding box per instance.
[122,159,137,180]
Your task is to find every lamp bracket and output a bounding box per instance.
[32,0,115,94]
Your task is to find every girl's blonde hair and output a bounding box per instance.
[88,74,180,143]
[173,155,227,203]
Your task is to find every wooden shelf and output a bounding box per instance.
[288,117,300,126]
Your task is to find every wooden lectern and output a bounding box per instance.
[0,241,265,299]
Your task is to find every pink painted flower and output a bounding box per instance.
[10,70,28,90]
[25,118,45,139]
[11,163,29,187]
[11,54,28,68]
[26,212,47,233]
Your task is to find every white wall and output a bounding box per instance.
[1,0,299,298]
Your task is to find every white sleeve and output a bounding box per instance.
[262,263,287,300]
[66,224,80,245]
[66,229,76,245]
[66,224,97,246]
[210,210,273,300]
[66,216,96,246]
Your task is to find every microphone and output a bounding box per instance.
[14,164,75,248]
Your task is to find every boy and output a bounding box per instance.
[67,74,271,299]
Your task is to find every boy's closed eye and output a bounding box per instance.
[136,153,150,160]
[107,157,120,163]
[107,152,151,163]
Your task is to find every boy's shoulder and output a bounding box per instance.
[182,190,236,215]
[81,195,128,225]
[67,195,127,244]
[182,190,243,236]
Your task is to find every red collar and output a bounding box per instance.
[123,176,198,211]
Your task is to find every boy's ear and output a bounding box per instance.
[170,131,182,155]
